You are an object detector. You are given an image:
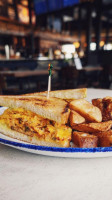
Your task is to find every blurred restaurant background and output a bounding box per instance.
[0,0,112,94]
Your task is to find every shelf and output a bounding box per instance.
[34,30,77,43]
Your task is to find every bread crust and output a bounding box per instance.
[24,88,87,100]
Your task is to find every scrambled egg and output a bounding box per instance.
[0,108,72,143]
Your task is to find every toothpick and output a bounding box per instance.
[47,64,53,99]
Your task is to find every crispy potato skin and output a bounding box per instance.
[71,97,112,147]
[69,99,102,123]
[94,130,112,147]
[69,110,85,127]
[92,97,112,121]
[73,121,112,133]
[72,131,98,148]
[92,98,103,112]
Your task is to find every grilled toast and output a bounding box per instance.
[24,88,87,100]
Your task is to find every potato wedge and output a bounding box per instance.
[92,97,112,121]
[69,99,102,122]
[73,121,112,133]
[72,131,98,148]
[94,130,112,147]
[69,110,85,127]
[92,98,103,112]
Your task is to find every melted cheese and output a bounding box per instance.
[0,108,72,142]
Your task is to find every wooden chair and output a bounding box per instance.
[0,75,7,94]
[59,66,79,89]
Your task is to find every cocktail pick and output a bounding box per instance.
[47,64,53,99]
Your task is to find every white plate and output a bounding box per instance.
[0,88,112,158]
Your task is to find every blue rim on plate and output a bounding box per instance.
[0,137,112,153]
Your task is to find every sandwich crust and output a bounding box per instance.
[24,88,87,100]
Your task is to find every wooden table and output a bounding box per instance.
[81,66,103,72]
[0,70,56,94]
[0,69,55,78]
[52,66,103,72]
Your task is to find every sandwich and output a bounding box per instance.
[1,89,112,149]
[0,95,72,147]
[0,88,87,148]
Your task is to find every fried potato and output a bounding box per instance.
[69,110,85,127]
[73,121,112,133]
[103,96,112,102]
[72,131,98,148]
[69,99,102,122]
[92,97,112,121]
[94,130,112,147]
[92,98,103,112]
[103,97,112,120]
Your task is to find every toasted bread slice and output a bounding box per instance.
[73,121,112,133]
[72,131,98,148]
[69,99,102,122]
[92,97,112,121]
[94,130,112,147]
[0,95,70,124]
[24,88,87,100]
[69,110,85,127]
